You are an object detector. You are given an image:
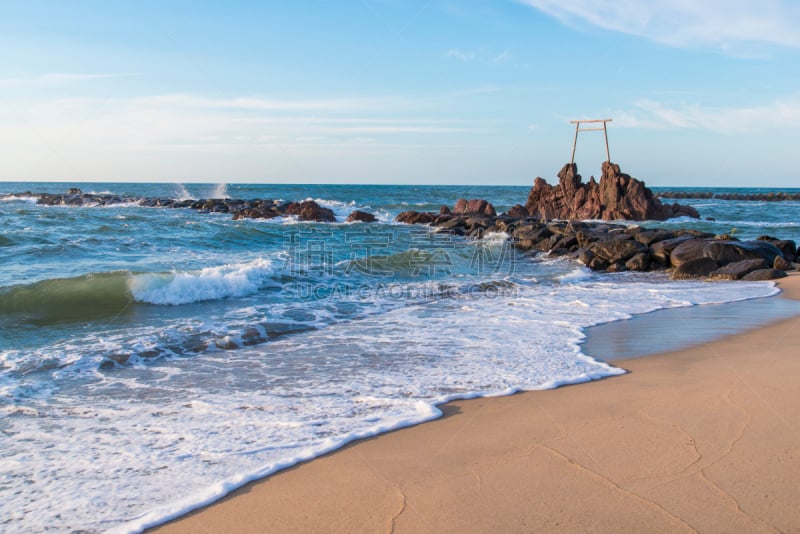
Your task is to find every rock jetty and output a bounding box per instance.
[391,202,795,281]
[4,189,363,224]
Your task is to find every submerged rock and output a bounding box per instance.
[395,211,438,225]
[346,210,377,223]
[283,200,336,223]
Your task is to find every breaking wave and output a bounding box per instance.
[0,259,279,323]
[129,258,277,305]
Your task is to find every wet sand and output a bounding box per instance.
[154,273,800,533]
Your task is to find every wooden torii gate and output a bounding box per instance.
[569,118,612,166]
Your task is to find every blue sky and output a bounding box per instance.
[1,0,799,186]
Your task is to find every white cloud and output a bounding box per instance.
[518,0,800,50]
[615,96,800,133]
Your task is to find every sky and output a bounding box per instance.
[0,0,799,187]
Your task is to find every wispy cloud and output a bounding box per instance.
[518,0,800,51]
[443,47,512,64]
[615,96,800,133]
[444,48,479,62]
[0,72,139,87]
[491,50,511,63]
[141,94,379,112]
[0,93,489,153]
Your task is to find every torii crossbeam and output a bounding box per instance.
[569,118,612,165]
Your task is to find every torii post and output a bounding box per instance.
[569,118,612,165]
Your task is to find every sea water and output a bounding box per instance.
[0,183,797,533]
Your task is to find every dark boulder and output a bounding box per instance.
[576,248,594,266]
[606,262,627,272]
[232,207,280,220]
[757,236,796,261]
[395,211,437,225]
[774,256,794,271]
[345,211,377,223]
[589,238,648,264]
[453,198,497,217]
[506,204,528,218]
[741,269,787,281]
[625,252,651,272]
[709,258,770,280]
[587,255,610,271]
[284,200,336,223]
[634,229,676,247]
[671,258,720,280]
[703,240,783,266]
[668,238,712,267]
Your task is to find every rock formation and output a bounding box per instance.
[453,198,497,217]
[524,162,699,221]
[389,207,795,280]
[10,189,351,223]
[345,210,377,223]
[283,200,336,223]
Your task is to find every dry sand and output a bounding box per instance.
[154,274,800,533]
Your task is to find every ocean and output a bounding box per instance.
[1,182,798,533]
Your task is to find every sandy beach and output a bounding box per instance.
[154,273,800,533]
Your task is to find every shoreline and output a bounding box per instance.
[583,289,800,361]
[152,273,800,533]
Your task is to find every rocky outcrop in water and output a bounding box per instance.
[524,162,699,221]
[346,210,377,223]
[6,189,356,223]
[453,198,497,217]
[283,200,336,223]
[390,206,796,280]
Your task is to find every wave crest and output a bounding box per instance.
[129,258,276,305]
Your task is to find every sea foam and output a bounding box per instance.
[129,258,276,305]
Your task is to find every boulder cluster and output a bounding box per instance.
[391,201,796,281]
[13,189,357,223]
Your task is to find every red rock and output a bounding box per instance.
[284,200,336,222]
[524,162,699,222]
[345,211,377,223]
[453,198,496,217]
[395,211,437,225]
[506,204,528,218]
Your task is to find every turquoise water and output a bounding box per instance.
[0,182,793,533]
